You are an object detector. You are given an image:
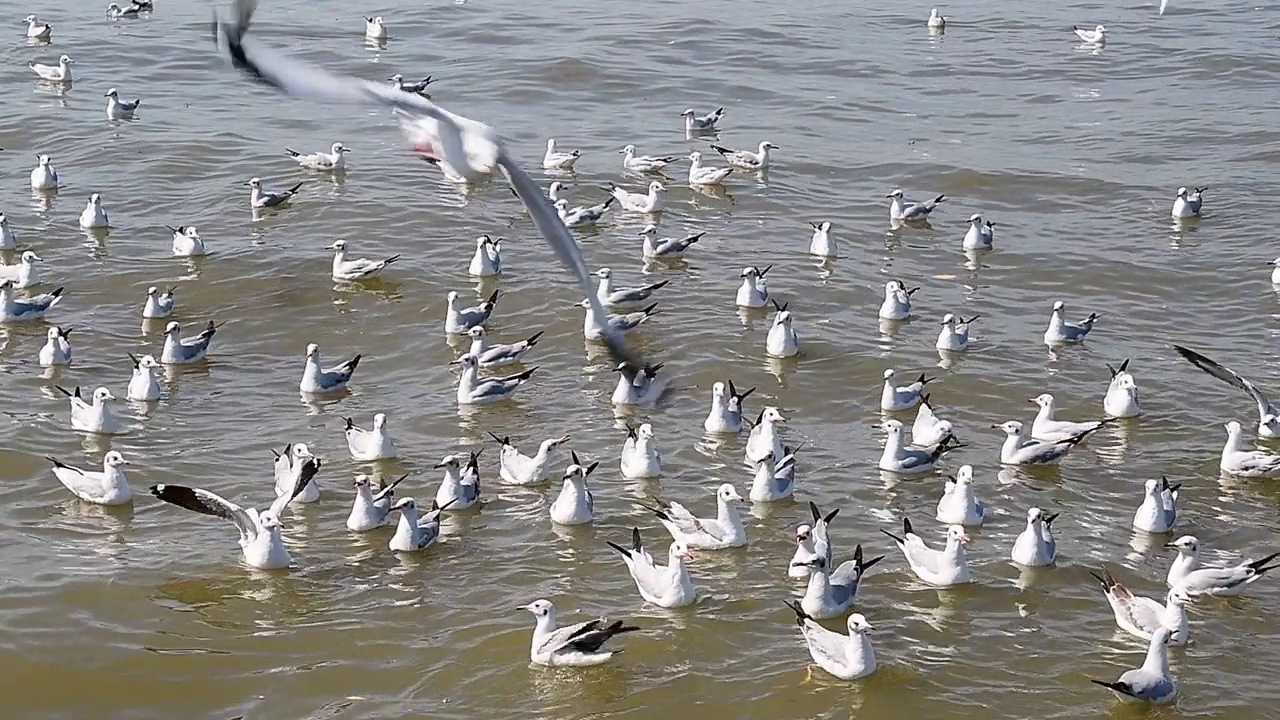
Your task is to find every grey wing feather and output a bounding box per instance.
[149,484,256,542]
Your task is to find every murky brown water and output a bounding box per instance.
[2,0,1280,717]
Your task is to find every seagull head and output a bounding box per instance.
[432,454,463,470]
[670,540,694,561]
[163,320,181,336]
[392,497,416,513]
[21,250,41,264]
[1143,477,1162,496]
[92,386,116,403]
[523,599,553,618]
[993,420,1024,436]
[679,109,695,117]
[24,14,36,23]
[761,407,786,425]
[292,443,314,460]
[104,88,118,98]
[331,142,349,154]
[1224,420,1243,436]
[446,290,460,304]
[305,343,320,359]
[45,326,60,341]
[372,413,388,429]
[790,555,826,572]
[594,267,612,279]
[1095,24,1106,33]
[881,418,904,435]
[1051,300,1065,313]
[638,224,658,237]
[941,313,956,326]
[466,326,486,341]
[794,524,812,544]
[541,435,571,453]
[146,286,159,297]
[37,154,51,166]
[687,151,702,163]
[946,525,970,545]
[246,177,262,188]
[648,181,666,194]
[955,465,974,485]
[1176,186,1188,198]
[327,239,347,252]
[847,614,873,634]
[138,354,159,369]
[620,144,636,155]
[104,451,129,468]
[711,380,726,399]
[388,73,403,83]
[1165,535,1199,554]
[716,483,745,503]
[637,423,655,440]
[88,193,101,204]
[1030,393,1054,409]
[352,474,371,489]
[886,189,904,199]
[58,55,74,65]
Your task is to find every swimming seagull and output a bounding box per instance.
[210,0,647,372]
[911,395,953,446]
[550,451,598,526]
[807,221,834,256]
[168,225,207,257]
[784,603,877,680]
[300,343,360,393]
[608,181,666,214]
[636,483,747,550]
[620,145,678,173]
[1171,345,1279,437]
[1165,535,1280,596]
[791,545,882,619]
[79,194,109,229]
[106,2,147,19]
[703,380,754,434]
[453,353,536,405]
[681,107,725,132]
[126,353,162,401]
[467,326,541,368]
[993,420,1099,466]
[880,369,934,412]
[554,197,613,228]
[749,444,801,502]
[877,280,917,321]
[640,224,703,260]
[57,386,120,434]
[160,319,222,364]
[1043,300,1099,345]
[1132,476,1179,534]
[364,16,387,39]
[595,267,669,307]
[389,498,453,552]
[0,213,16,250]
[30,154,58,190]
[0,250,43,289]
[746,407,786,463]
[388,74,435,97]
[148,459,319,570]
[927,8,946,28]
[790,502,839,579]
[1104,359,1142,418]
[523,599,639,667]
[142,286,176,319]
[765,299,801,358]
[1090,566,1190,645]
[0,280,63,322]
[579,299,659,341]
[328,239,399,281]
[434,450,481,510]
[468,235,502,277]
[736,265,771,308]
[1029,393,1112,442]
[25,15,52,39]
[346,473,406,532]
[936,465,985,526]
[1074,24,1107,44]
[445,290,499,333]
[607,528,696,608]
[542,139,580,170]
[29,55,73,83]
[38,326,72,367]
[48,452,130,508]
[246,177,303,209]
[878,419,961,475]
[610,362,667,406]
[344,413,397,461]
[1010,507,1058,566]
[936,313,979,351]
[491,433,570,485]
[272,444,319,503]
[962,213,996,250]
[1090,628,1177,705]
[1170,186,1205,219]
[687,151,733,186]
[620,423,662,479]
[285,142,349,171]
[887,189,945,222]
[710,141,777,171]
[1219,421,1280,478]
[881,518,972,587]
[104,88,141,119]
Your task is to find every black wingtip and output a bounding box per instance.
[879,528,904,544]
[631,526,642,552]
[525,330,545,346]
[903,517,914,535]
[343,417,354,431]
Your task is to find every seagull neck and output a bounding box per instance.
[803,566,831,600]
[354,484,375,505]
[883,430,903,457]
[396,507,419,536]
[1141,635,1170,675]
[533,612,556,640]
[1171,550,1198,577]
[1001,432,1022,458]
[1223,429,1245,454]
[458,363,479,388]
[441,466,462,486]
[849,632,873,664]
[467,336,486,355]
[717,497,744,532]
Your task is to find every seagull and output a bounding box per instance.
[466,326,541,368]
[936,465,985,526]
[681,107,725,132]
[389,498,453,552]
[328,239,399,281]
[299,343,359,394]
[25,15,52,39]
[579,299,659,341]
[961,213,996,250]
[887,189,945,222]
[554,197,613,227]
[594,267,669,307]
[1104,359,1142,418]
[272,443,319,503]
[1090,566,1190,645]
[703,379,754,434]
[365,16,387,40]
[791,545,882,619]
[1133,477,1179,533]
[285,142,349,171]
[927,7,946,28]
[106,2,148,19]
[47,451,132,505]
[1165,535,1280,596]
[1172,345,1279,437]
[608,181,666,214]
[0,280,63,322]
[38,326,72,367]
[1029,393,1112,442]
[29,54,73,83]
[1170,186,1205,219]
[880,368,934,412]
[620,423,662,479]
[911,395,954,446]
[550,451,599,526]
[878,419,961,475]
[467,235,502,277]
[126,353,162,401]
[57,386,120,434]
[142,286,176,319]
[766,299,800,358]
[636,483,747,550]
[104,88,141,119]
[735,265,771,308]
[148,459,319,569]
[1220,421,1280,477]
[445,289,499,333]
[749,445,801,502]
[784,603,877,680]
[1074,24,1107,44]
[640,224,703,260]
[808,221,834,256]
[936,313,979,351]
[542,138,580,170]
[453,353,536,405]
[610,362,667,407]
[523,599,639,667]
[491,433,570,485]
[1090,628,1177,705]
[687,151,733,186]
[246,177,303,209]
[30,154,58,190]
[620,145,678,173]
[0,213,16,250]
[880,518,972,587]
[344,413,397,461]
[0,250,43,289]
[745,407,786,463]
[607,528,696,608]
[1043,300,1099,345]
[710,141,777,171]
[78,194,109,229]
[790,502,840,579]
[993,420,1099,465]
[877,280,917,321]
[168,225,207,257]
[434,450,482,510]
[160,319,221,364]
[1010,507,1058,566]
[388,73,435,96]
[346,473,406,532]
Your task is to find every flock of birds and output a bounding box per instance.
[3,0,1273,706]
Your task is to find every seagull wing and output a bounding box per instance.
[1173,345,1277,419]
[150,484,257,543]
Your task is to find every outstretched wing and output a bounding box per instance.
[149,484,256,543]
